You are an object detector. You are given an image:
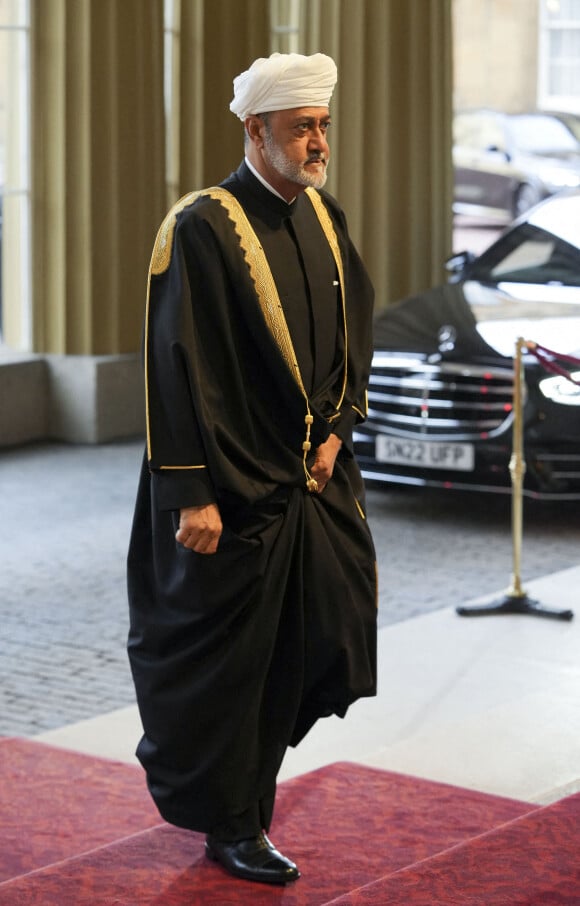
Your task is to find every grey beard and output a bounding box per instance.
[263,137,328,190]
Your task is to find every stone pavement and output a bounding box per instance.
[1,441,142,736]
[1,439,579,738]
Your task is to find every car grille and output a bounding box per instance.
[367,353,515,442]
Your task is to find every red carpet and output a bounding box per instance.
[326,792,580,905]
[0,736,160,880]
[0,737,577,904]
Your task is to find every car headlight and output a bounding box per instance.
[539,371,580,405]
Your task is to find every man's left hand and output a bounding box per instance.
[311,434,342,493]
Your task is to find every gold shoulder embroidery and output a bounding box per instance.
[149,189,210,276]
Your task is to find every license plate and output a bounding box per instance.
[375,436,475,472]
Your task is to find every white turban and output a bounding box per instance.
[230,52,337,120]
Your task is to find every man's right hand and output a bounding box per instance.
[176,504,223,555]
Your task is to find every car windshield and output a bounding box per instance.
[509,115,580,153]
[468,223,580,286]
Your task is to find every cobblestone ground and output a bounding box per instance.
[1,440,578,737]
[0,441,142,736]
[368,485,580,624]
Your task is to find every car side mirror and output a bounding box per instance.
[445,250,476,283]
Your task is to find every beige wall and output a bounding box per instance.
[454,0,540,112]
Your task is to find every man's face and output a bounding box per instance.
[258,107,331,194]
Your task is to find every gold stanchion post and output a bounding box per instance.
[457,338,573,620]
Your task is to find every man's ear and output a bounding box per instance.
[245,115,265,147]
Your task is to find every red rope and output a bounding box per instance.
[525,341,580,386]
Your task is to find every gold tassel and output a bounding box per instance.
[302,412,318,492]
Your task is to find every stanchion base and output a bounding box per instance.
[457,593,574,621]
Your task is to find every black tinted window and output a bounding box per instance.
[469,224,580,286]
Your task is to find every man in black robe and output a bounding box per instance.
[127,51,377,886]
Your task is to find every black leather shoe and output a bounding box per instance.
[205,831,300,885]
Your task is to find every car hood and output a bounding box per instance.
[373,281,580,361]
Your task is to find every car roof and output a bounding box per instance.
[523,191,580,249]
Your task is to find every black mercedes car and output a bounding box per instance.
[354,191,580,500]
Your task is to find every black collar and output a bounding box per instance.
[222,161,300,223]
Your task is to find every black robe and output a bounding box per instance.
[127,162,377,833]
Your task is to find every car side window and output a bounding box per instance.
[491,239,555,280]
[472,225,580,286]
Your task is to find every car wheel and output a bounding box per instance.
[513,183,540,218]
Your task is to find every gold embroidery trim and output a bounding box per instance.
[208,189,307,396]
[305,187,348,411]
[150,190,207,276]
[145,189,212,462]
[158,464,207,471]
[205,188,318,489]
[354,497,366,520]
